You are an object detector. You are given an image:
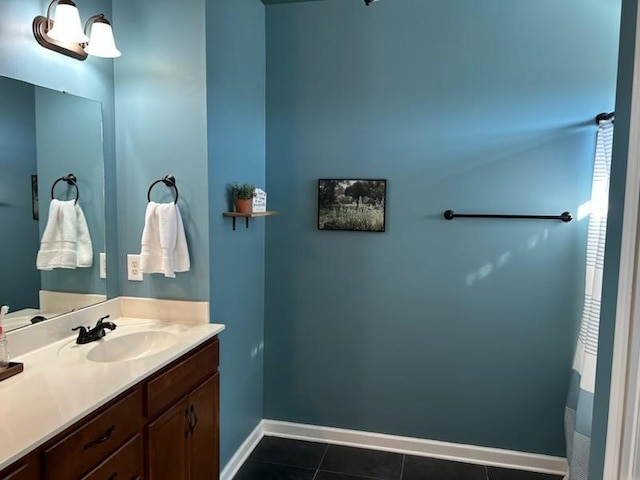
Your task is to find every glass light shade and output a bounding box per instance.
[84,22,121,58]
[47,2,89,43]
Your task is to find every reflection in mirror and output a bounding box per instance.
[0,76,106,332]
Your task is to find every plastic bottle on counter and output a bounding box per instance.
[0,305,9,370]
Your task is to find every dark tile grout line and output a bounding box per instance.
[311,444,330,480]
[310,443,401,480]
[317,469,392,480]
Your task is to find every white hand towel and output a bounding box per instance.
[140,202,190,278]
[75,204,93,267]
[173,205,190,273]
[36,199,93,270]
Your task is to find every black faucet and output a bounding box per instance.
[72,315,117,344]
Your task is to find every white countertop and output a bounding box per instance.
[0,315,224,471]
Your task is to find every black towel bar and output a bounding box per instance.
[595,112,614,124]
[51,173,79,204]
[147,175,178,204]
[443,210,573,223]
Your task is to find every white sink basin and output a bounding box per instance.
[85,331,178,363]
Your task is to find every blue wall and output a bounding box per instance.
[113,0,208,300]
[35,88,106,295]
[264,0,620,456]
[0,0,118,299]
[590,0,638,477]
[113,0,267,465]
[206,0,267,466]
[0,0,632,470]
[0,77,39,311]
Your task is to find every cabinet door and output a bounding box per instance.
[187,374,219,480]
[147,398,189,480]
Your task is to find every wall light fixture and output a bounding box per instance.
[33,0,121,61]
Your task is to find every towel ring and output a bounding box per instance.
[51,174,79,204]
[147,175,179,204]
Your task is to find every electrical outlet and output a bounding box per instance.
[99,252,107,279]
[127,254,143,281]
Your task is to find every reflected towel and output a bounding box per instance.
[140,202,190,278]
[36,199,93,270]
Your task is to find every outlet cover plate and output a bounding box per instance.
[127,254,143,281]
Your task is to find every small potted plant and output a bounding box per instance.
[229,182,256,214]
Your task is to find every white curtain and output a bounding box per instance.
[565,118,614,480]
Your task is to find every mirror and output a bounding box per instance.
[0,76,106,332]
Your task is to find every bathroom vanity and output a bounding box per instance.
[0,298,223,480]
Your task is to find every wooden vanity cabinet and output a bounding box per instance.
[0,336,219,480]
[146,339,220,480]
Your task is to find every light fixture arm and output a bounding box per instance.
[45,0,56,29]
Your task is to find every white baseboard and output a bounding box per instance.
[220,419,568,479]
[261,420,568,476]
[220,421,265,480]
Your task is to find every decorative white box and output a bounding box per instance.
[252,189,267,213]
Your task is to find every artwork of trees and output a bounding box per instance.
[318,179,386,232]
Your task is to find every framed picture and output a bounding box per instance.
[318,179,387,232]
[31,175,39,221]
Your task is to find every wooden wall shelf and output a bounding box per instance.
[223,211,278,230]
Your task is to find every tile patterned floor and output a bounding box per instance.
[234,437,564,480]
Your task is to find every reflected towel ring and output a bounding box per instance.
[51,174,79,204]
[147,175,179,204]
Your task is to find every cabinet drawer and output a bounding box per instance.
[81,435,142,480]
[44,388,142,480]
[0,461,36,480]
[146,339,218,418]
[0,463,28,480]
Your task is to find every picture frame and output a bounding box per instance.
[31,175,39,221]
[317,179,387,232]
